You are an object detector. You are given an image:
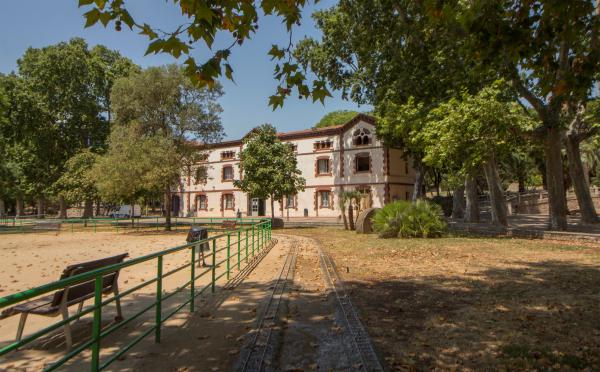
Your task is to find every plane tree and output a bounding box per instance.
[456,0,600,228]
[421,82,536,226]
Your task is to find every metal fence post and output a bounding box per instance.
[155,256,163,343]
[91,275,103,371]
[226,233,231,280]
[252,225,255,257]
[245,229,249,263]
[211,239,216,293]
[190,245,196,313]
[237,230,241,270]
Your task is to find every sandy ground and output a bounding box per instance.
[285,227,600,371]
[0,230,282,371]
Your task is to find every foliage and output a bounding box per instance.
[53,149,99,204]
[111,65,223,143]
[234,124,305,217]
[78,0,331,108]
[0,39,138,214]
[314,110,359,128]
[373,200,447,239]
[422,82,535,173]
[93,122,181,203]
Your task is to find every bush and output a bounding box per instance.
[373,200,447,238]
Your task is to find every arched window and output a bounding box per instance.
[353,128,371,146]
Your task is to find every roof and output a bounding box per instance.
[198,113,376,150]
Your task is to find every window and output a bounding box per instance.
[286,195,295,209]
[404,161,409,175]
[353,128,371,146]
[355,154,370,172]
[224,194,234,209]
[223,165,234,181]
[221,151,235,160]
[320,191,331,208]
[314,139,333,150]
[197,195,207,210]
[317,158,330,175]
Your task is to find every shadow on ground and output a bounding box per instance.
[345,259,600,370]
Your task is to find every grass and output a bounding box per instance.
[282,227,600,370]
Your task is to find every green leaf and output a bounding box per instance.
[83,9,101,28]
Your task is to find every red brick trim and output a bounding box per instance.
[196,193,208,211]
[315,156,332,177]
[339,132,345,177]
[353,152,372,174]
[316,188,333,209]
[222,165,234,182]
[221,192,235,211]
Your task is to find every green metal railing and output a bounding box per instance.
[0,219,273,371]
[0,216,266,234]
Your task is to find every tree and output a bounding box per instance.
[422,82,536,226]
[314,110,360,128]
[11,39,137,217]
[78,0,330,108]
[234,124,305,219]
[456,0,600,229]
[295,1,487,202]
[53,149,99,219]
[93,122,181,222]
[110,65,224,229]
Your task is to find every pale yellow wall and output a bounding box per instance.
[178,118,416,218]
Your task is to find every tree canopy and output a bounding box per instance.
[234,124,305,218]
[314,110,359,128]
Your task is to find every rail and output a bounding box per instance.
[0,218,273,371]
[0,216,265,234]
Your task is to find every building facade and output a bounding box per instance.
[174,114,415,219]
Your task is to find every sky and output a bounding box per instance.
[0,1,369,140]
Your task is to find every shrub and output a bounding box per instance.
[373,200,447,238]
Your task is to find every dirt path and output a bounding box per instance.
[277,235,358,371]
[236,234,381,371]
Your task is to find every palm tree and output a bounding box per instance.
[340,191,364,230]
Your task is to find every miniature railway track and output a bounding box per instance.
[318,247,385,372]
[238,243,297,372]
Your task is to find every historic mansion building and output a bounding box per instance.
[174,114,416,218]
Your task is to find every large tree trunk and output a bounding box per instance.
[82,199,93,219]
[270,195,275,219]
[0,199,5,218]
[482,159,508,227]
[16,194,24,218]
[95,198,101,217]
[517,175,526,193]
[464,173,479,223]
[412,158,425,202]
[164,187,172,231]
[58,196,68,219]
[452,185,465,220]
[544,127,568,230]
[565,134,598,223]
[348,203,355,230]
[36,196,45,219]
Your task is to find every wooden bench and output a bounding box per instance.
[221,220,237,230]
[0,253,128,349]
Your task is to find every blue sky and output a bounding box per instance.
[0,1,369,140]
